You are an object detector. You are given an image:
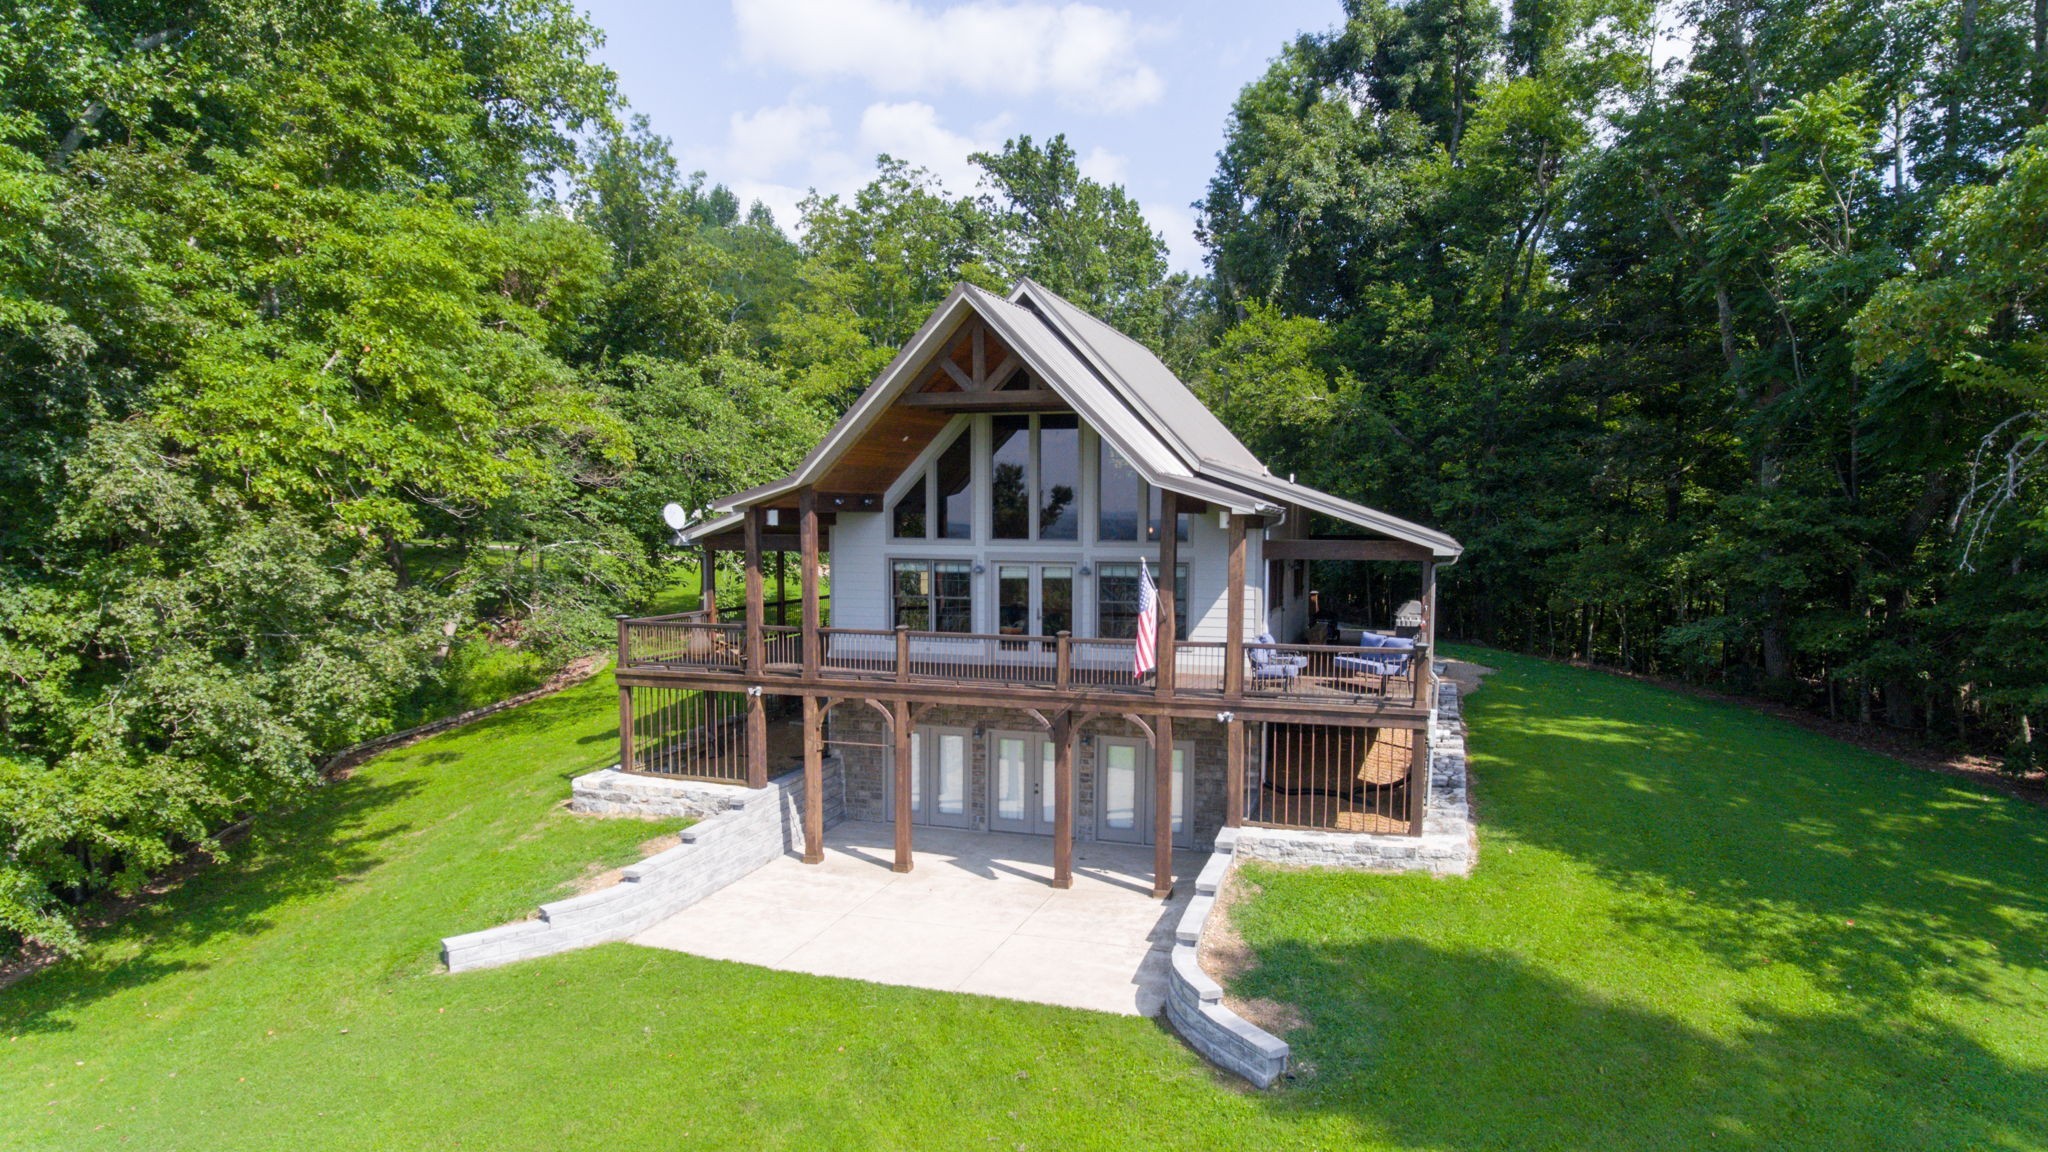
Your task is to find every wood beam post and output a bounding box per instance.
[1225,715,1244,828]
[745,689,767,789]
[892,699,914,873]
[1406,727,1428,837]
[743,506,764,672]
[800,487,821,679]
[1052,712,1074,889]
[1225,513,1246,698]
[700,547,717,620]
[1152,712,1175,897]
[619,684,635,773]
[802,694,824,863]
[1156,490,1178,698]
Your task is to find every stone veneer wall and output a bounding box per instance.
[1232,681,1473,874]
[1165,678,1477,1086]
[828,703,1231,848]
[1164,826,1291,1087]
[440,758,844,973]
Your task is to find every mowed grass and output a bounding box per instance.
[4,652,2045,1150]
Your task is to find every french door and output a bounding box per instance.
[1094,737,1193,848]
[995,564,1075,638]
[988,730,1059,835]
[904,726,972,828]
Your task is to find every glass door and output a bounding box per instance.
[897,726,971,828]
[1092,737,1193,846]
[989,730,1057,835]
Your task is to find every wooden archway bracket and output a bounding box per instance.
[1121,712,1156,743]
[1021,708,1053,732]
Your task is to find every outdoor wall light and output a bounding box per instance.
[1079,564,1092,576]
[972,563,986,574]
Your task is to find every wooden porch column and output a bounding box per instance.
[745,690,767,788]
[1224,513,1246,698]
[1155,489,1178,698]
[743,506,765,672]
[1420,559,1438,710]
[800,487,821,679]
[1405,724,1428,837]
[1052,712,1074,889]
[1152,712,1175,898]
[801,694,824,863]
[619,684,635,773]
[699,546,718,619]
[891,698,913,873]
[1224,715,1244,828]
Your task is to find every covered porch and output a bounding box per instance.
[631,821,1200,1015]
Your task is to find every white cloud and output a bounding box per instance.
[1077,145,1127,186]
[723,100,834,177]
[856,101,1000,193]
[1145,202,1201,276]
[732,0,1165,112]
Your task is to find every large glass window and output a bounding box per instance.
[935,434,973,540]
[1038,415,1079,540]
[1099,442,1142,542]
[892,427,972,540]
[890,474,926,539]
[1096,563,1190,641]
[990,415,1031,540]
[1041,566,1073,635]
[1098,441,1185,542]
[893,560,973,632]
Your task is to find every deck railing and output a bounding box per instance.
[1250,723,1420,835]
[1243,642,1431,709]
[620,617,1429,713]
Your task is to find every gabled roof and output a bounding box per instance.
[680,279,1462,560]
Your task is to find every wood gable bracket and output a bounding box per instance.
[904,316,1063,411]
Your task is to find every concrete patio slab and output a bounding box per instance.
[630,821,1200,1016]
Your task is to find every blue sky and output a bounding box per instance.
[574,0,1350,274]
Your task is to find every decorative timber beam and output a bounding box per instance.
[1262,538,1433,562]
[897,391,1068,412]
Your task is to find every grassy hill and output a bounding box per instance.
[4,651,2043,1150]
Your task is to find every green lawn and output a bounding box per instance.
[5,652,2045,1150]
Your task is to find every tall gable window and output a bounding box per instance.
[1096,442,1185,542]
[891,427,974,540]
[989,415,1079,541]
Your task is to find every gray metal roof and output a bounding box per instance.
[677,279,1462,559]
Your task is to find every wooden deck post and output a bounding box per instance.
[1052,712,1074,889]
[1406,724,1428,836]
[800,487,821,679]
[1224,714,1244,828]
[743,506,764,672]
[1156,490,1178,698]
[619,683,635,774]
[892,698,913,873]
[1225,513,1245,698]
[700,547,718,619]
[745,689,767,788]
[1055,631,1071,691]
[1152,711,1175,898]
[894,625,910,684]
[801,694,824,863]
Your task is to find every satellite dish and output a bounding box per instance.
[661,502,689,531]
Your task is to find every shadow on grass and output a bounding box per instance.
[1467,662,2048,1009]
[2,773,421,1036]
[1247,937,2048,1151]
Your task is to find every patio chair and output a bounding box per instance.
[1255,632,1309,667]
[1246,643,1300,691]
[1332,633,1417,689]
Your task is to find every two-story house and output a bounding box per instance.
[615,278,1462,898]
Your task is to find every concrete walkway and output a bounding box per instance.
[632,821,1201,1015]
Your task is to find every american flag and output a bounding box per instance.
[1133,559,1158,681]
